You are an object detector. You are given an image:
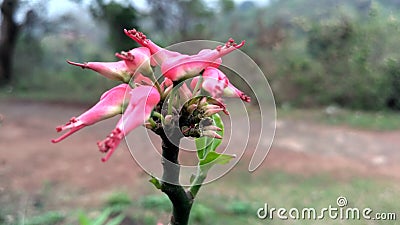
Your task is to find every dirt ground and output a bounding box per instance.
[1,99,400,200]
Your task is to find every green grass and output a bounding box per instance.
[3,169,399,225]
[124,169,400,225]
[278,106,400,131]
[177,169,399,225]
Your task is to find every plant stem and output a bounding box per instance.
[188,167,207,198]
[160,132,193,225]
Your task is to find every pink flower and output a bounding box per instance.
[124,29,181,63]
[52,84,131,143]
[67,60,133,83]
[191,67,251,102]
[97,85,160,162]
[161,39,244,81]
[67,47,152,83]
[124,28,244,81]
[223,82,251,102]
[115,47,153,77]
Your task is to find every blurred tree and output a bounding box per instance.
[90,0,140,51]
[385,59,400,110]
[307,17,354,68]
[0,0,41,86]
[146,0,214,42]
[219,0,235,14]
[1,0,20,85]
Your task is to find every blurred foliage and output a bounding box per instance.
[2,169,400,225]
[145,0,214,43]
[225,200,254,215]
[78,208,124,225]
[279,106,400,130]
[19,211,65,225]
[190,203,215,223]
[260,0,400,110]
[104,192,132,212]
[4,0,400,111]
[139,194,171,212]
[90,0,140,51]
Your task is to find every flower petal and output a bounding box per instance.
[97,85,160,161]
[67,60,132,83]
[161,38,244,81]
[124,28,181,63]
[115,47,153,77]
[52,84,131,143]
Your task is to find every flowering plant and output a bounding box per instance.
[52,28,249,225]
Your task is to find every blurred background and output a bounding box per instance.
[0,0,399,224]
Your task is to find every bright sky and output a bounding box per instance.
[46,0,270,18]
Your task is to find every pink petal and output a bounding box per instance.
[52,84,131,143]
[67,60,132,82]
[97,86,160,161]
[115,47,153,76]
[124,28,180,63]
[224,83,251,103]
[97,128,124,162]
[117,86,160,134]
[161,38,244,81]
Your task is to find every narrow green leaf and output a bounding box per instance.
[105,214,125,225]
[195,136,212,159]
[93,208,111,225]
[199,152,236,166]
[149,176,162,190]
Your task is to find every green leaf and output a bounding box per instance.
[93,208,111,225]
[78,212,90,225]
[199,152,236,166]
[105,214,125,225]
[195,136,213,159]
[149,176,162,190]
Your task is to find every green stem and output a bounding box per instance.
[149,70,163,95]
[188,167,207,198]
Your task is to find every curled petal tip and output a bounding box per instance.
[241,94,251,103]
[100,143,118,162]
[55,126,62,132]
[124,28,148,46]
[236,40,246,48]
[67,60,87,69]
[97,128,123,161]
[51,129,77,143]
[97,141,107,152]
[115,51,135,61]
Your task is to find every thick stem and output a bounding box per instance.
[160,132,192,225]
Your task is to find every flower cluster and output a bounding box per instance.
[52,28,250,162]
